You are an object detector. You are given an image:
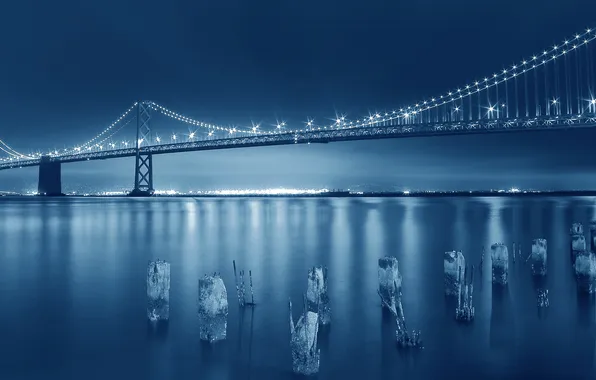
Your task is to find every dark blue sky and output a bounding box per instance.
[0,0,595,192]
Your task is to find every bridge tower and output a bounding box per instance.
[38,155,63,196]
[129,101,154,197]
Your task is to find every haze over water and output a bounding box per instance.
[1,196,596,380]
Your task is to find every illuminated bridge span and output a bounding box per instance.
[1,27,596,196]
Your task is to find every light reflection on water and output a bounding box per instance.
[0,196,595,379]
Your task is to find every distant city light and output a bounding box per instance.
[155,189,179,195]
[199,188,329,196]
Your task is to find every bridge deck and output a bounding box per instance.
[1,113,595,170]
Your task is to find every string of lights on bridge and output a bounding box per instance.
[1,26,596,162]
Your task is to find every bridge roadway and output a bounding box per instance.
[1,112,595,171]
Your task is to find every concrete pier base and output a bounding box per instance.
[128,189,154,197]
[37,155,63,196]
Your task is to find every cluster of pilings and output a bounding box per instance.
[146,260,258,344]
[482,239,549,308]
[148,239,589,373]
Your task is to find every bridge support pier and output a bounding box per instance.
[129,153,154,197]
[38,155,63,196]
[129,102,154,197]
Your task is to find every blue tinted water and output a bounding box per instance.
[0,196,595,379]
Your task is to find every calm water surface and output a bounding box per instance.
[1,196,596,380]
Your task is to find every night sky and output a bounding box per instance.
[1,0,596,193]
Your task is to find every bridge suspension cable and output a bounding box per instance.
[0,138,34,159]
[146,101,262,135]
[66,116,136,154]
[64,102,138,155]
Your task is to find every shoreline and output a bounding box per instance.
[3,190,596,198]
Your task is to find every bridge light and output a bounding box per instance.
[172,134,177,141]
[189,132,195,139]
[156,137,161,143]
[208,131,214,137]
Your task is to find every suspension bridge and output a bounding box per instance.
[1,27,596,196]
